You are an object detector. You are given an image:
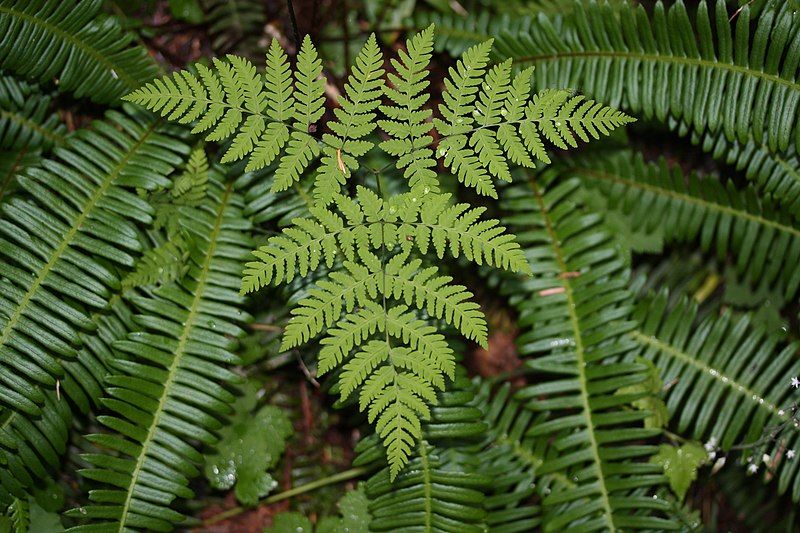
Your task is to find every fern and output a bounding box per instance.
[570,150,800,299]
[0,73,65,151]
[691,129,800,220]
[202,0,266,56]
[125,28,629,478]
[0,73,65,203]
[0,107,187,417]
[0,0,158,103]
[125,37,325,181]
[501,173,675,530]
[494,0,800,154]
[630,292,800,501]
[67,176,254,531]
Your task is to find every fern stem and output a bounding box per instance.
[285,0,301,48]
[201,466,372,526]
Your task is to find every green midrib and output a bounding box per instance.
[630,330,787,422]
[0,109,66,146]
[0,122,156,390]
[116,183,233,531]
[578,167,800,238]
[419,442,433,530]
[531,179,616,530]
[514,49,800,94]
[0,5,140,89]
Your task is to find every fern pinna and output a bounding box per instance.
[127,25,630,478]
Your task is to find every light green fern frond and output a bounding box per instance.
[242,186,530,293]
[314,34,385,204]
[435,41,633,198]
[122,241,190,290]
[124,37,325,179]
[379,24,438,196]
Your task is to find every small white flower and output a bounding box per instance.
[748,463,758,474]
[707,451,716,461]
[762,454,771,465]
[791,376,800,388]
[788,449,796,460]
[711,456,727,474]
[704,437,718,452]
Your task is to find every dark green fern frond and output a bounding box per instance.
[692,129,800,220]
[494,0,800,154]
[0,107,188,418]
[366,443,489,532]
[0,394,70,501]
[0,73,65,151]
[501,173,675,530]
[631,292,800,502]
[0,0,158,103]
[571,151,800,299]
[68,176,253,531]
[202,0,265,56]
[0,298,135,500]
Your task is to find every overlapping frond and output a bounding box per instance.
[0,297,135,501]
[0,73,65,151]
[68,176,254,531]
[0,0,158,103]
[124,36,325,180]
[435,41,633,198]
[202,0,265,56]
[0,107,188,420]
[354,369,491,531]
[571,151,800,299]
[631,292,800,501]
[501,173,675,530]
[494,0,800,154]
[692,129,800,220]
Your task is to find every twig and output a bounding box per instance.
[286,0,302,48]
[201,466,372,526]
